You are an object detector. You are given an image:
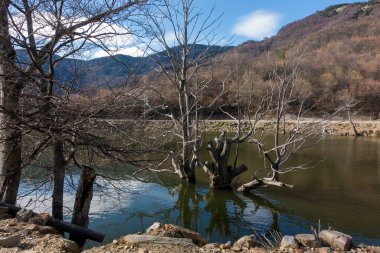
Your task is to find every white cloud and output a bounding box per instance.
[232,10,281,40]
[10,11,142,58]
[92,46,147,58]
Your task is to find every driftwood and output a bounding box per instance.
[237,178,294,192]
[0,202,104,243]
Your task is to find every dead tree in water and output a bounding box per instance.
[141,0,225,183]
[196,81,272,189]
[238,54,346,192]
[197,132,248,189]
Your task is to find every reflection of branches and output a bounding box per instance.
[241,192,280,238]
[205,189,247,236]
[174,183,202,231]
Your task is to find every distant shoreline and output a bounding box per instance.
[96,119,380,137]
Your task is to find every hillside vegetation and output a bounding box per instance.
[219,0,380,115]
[49,0,380,116]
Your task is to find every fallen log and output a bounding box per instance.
[237,178,294,192]
[0,202,104,243]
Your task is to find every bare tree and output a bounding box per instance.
[238,55,346,192]
[141,0,225,183]
[1,0,147,220]
[0,0,22,205]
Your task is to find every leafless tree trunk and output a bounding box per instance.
[0,0,22,205]
[142,0,225,183]
[52,140,66,220]
[347,105,362,137]
[197,132,248,189]
[7,0,147,221]
[69,165,96,247]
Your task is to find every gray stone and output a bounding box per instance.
[234,235,257,249]
[62,238,81,253]
[295,234,321,248]
[146,222,161,233]
[281,235,299,249]
[319,230,353,251]
[16,208,33,222]
[121,235,201,252]
[166,224,208,246]
[0,234,20,247]
[220,241,232,249]
[146,223,207,246]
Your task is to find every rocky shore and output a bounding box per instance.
[84,222,380,253]
[1,205,379,253]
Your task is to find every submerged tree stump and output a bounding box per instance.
[198,132,248,189]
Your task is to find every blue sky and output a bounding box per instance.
[194,0,367,45]
[93,0,368,57]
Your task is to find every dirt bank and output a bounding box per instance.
[97,119,380,137]
[202,119,380,137]
[0,218,80,253]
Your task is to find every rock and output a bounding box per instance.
[146,223,207,246]
[120,235,202,252]
[16,208,33,222]
[168,224,208,246]
[234,235,257,249]
[29,213,50,226]
[204,243,219,250]
[319,230,353,251]
[231,246,242,252]
[319,247,332,253]
[281,235,299,249]
[0,234,20,247]
[220,241,232,249]
[62,238,81,253]
[250,247,267,253]
[146,222,161,233]
[295,234,321,248]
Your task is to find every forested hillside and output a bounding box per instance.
[39,0,380,116]
[219,0,380,115]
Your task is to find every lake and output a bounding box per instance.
[18,135,380,247]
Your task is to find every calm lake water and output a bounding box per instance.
[19,135,380,247]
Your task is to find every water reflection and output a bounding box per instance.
[145,182,281,242]
[19,135,380,247]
